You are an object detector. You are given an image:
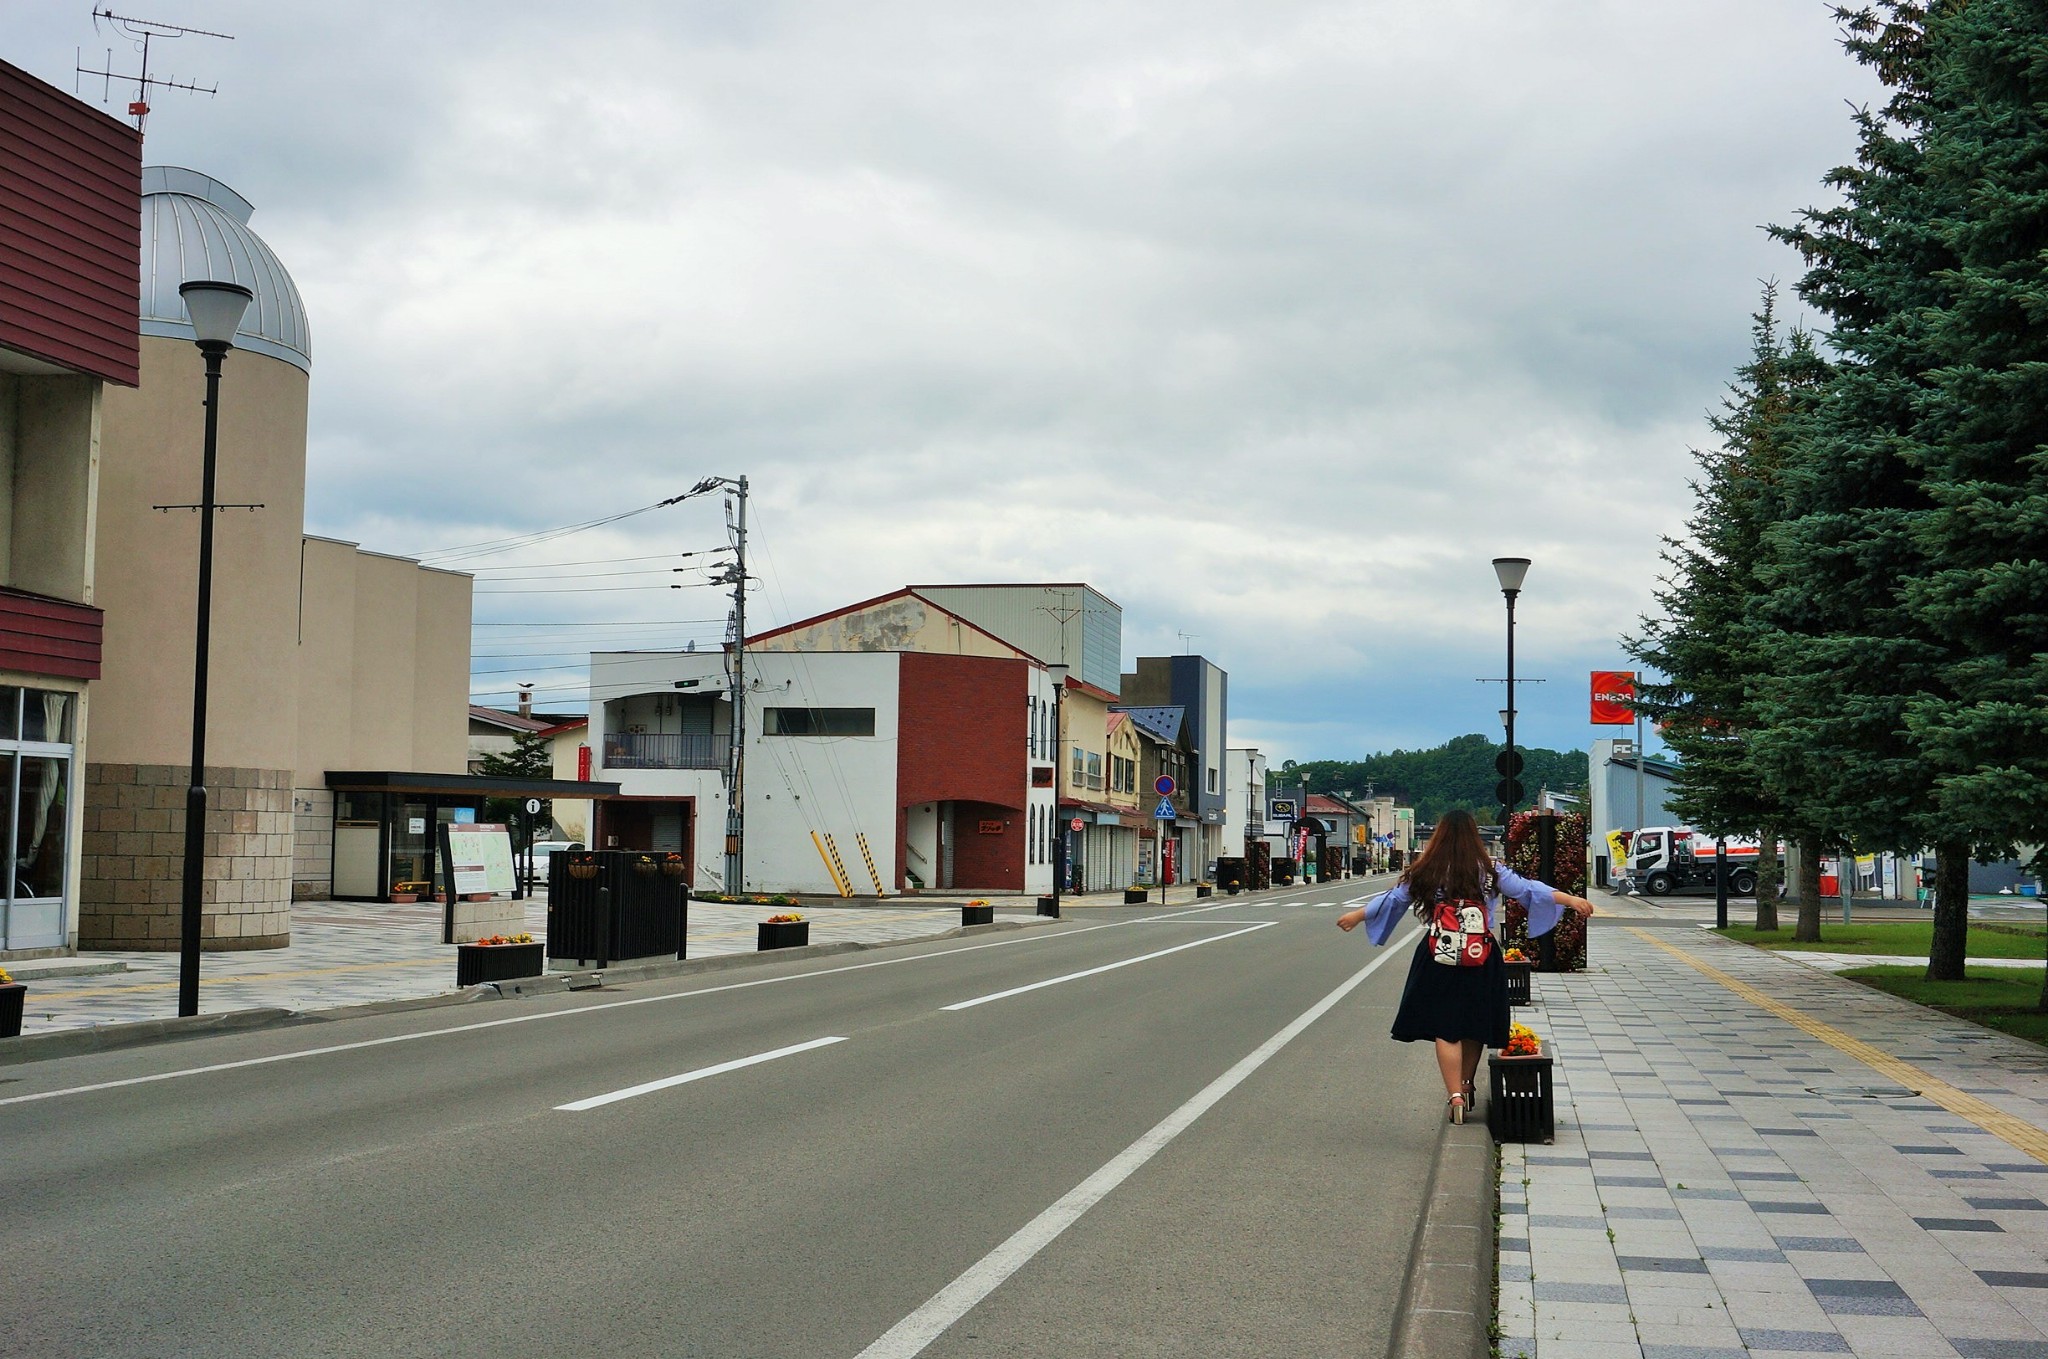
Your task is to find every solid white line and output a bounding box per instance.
[555,1035,847,1111]
[940,923,1275,1012]
[856,927,1420,1358]
[0,924,1124,1110]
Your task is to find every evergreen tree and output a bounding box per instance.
[1626,287,1831,932]
[1885,2,2048,992]
[479,730,555,844]
[1759,1,1972,951]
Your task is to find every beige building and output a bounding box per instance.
[77,168,472,947]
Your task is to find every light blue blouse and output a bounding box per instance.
[1359,862,1566,946]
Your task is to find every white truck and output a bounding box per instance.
[1623,826,1761,897]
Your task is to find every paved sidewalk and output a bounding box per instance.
[1498,916,2048,1359]
[2,893,1068,1034]
[1,881,1304,1035]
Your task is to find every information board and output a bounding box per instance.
[444,823,516,895]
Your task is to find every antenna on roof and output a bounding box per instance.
[76,6,233,135]
[1177,630,1198,655]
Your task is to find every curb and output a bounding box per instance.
[1388,1117,1495,1359]
[0,917,1064,1066]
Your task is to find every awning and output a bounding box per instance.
[325,770,622,798]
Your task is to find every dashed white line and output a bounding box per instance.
[940,923,1275,1011]
[555,1036,848,1111]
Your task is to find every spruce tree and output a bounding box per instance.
[1627,287,1831,933]
[1760,1,1971,951]
[1884,2,2048,991]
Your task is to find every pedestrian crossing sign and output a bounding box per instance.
[1153,797,1177,819]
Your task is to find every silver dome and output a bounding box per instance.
[139,166,311,373]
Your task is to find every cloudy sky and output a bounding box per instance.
[11,2,1881,765]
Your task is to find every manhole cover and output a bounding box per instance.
[1803,1085,1920,1099]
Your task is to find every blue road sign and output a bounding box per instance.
[1153,797,1177,819]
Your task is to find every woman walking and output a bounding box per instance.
[1338,809,1593,1124]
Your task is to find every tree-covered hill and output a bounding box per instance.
[1271,734,1587,825]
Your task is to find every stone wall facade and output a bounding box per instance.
[79,763,294,950]
[291,785,333,899]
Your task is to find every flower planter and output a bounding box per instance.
[388,893,418,904]
[1487,1041,1555,1144]
[961,904,994,927]
[758,920,810,951]
[1123,888,1149,905]
[1036,895,1060,918]
[1195,885,1212,899]
[0,982,24,1038]
[456,941,544,988]
[1504,960,1534,1007]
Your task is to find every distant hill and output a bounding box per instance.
[1270,734,1587,824]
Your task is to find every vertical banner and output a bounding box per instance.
[1590,671,1637,725]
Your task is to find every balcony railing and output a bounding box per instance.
[602,732,729,770]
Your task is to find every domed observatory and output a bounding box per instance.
[81,168,473,951]
[83,168,311,949]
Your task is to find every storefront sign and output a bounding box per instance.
[1590,670,1637,725]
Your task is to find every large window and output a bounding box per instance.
[0,686,76,950]
[762,707,876,737]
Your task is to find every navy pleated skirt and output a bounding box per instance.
[1390,936,1511,1048]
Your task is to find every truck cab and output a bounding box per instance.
[1627,826,1761,897]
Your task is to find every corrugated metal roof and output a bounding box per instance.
[138,166,311,372]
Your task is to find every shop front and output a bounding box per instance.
[324,771,619,902]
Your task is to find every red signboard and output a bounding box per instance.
[577,743,591,780]
[1590,671,1637,725]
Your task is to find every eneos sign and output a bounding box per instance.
[1590,670,1637,726]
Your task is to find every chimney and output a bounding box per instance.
[517,684,533,720]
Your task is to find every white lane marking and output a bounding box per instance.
[0,923,1127,1109]
[1129,900,1269,923]
[858,926,1420,1358]
[555,1036,847,1112]
[941,923,1275,1012]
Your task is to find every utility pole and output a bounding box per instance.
[725,476,748,896]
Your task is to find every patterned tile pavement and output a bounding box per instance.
[6,893,1059,1034]
[1498,912,2048,1359]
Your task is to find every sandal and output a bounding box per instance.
[1447,1093,1466,1125]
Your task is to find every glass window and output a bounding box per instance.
[16,756,66,899]
[0,687,18,741]
[21,689,71,743]
[762,707,876,737]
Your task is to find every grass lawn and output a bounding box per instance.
[1839,964,2048,1047]
[1716,920,2048,959]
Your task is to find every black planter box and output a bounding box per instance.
[1504,961,1534,1007]
[1037,895,1059,917]
[1195,885,1212,899]
[1123,888,1149,904]
[456,941,544,988]
[1488,1043,1555,1144]
[961,903,994,927]
[0,982,24,1038]
[758,920,810,951]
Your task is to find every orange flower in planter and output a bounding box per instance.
[1501,1022,1542,1057]
[764,912,804,924]
[1503,947,1527,962]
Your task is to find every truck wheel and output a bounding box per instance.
[1731,869,1757,897]
[1644,871,1675,897]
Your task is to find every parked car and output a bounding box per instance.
[524,840,584,888]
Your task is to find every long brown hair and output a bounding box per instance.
[1403,809,1498,915]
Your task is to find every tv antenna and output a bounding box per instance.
[1177,630,1199,655]
[76,6,233,134]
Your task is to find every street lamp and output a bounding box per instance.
[175,279,254,1018]
[1493,557,1531,832]
[1047,663,1069,918]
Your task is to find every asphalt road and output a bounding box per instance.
[1,876,1446,1358]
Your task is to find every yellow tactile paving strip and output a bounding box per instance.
[1629,925,2048,1166]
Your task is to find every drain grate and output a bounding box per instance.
[1803,1085,1920,1099]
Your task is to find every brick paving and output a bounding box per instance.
[4,892,1078,1033]
[1498,908,2048,1359]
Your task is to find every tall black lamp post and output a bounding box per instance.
[176,279,254,1018]
[1047,663,1069,917]
[1493,557,1531,831]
